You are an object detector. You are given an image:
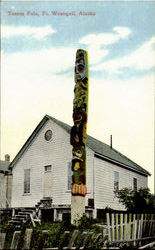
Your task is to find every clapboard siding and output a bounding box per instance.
[94,157,148,210]
[85,147,94,205]
[11,117,148,211]
[11,120,94,208]
[11,119,71,207]
[0,173,7,208]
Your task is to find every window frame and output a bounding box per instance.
[133,177,137,190]
[44,165,52,172]
[24,169,30,194]
[114,171,119,194]
[67,162,72,191]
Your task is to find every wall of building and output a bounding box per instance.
[94,156,148,211]
[0,173,7,208]
[0,172,12,208]
[11,119,94,208]
[6,174,12,207]
[11,118,148,211]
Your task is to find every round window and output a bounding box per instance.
[44,130,52,141]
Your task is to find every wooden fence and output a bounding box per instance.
[0,229,104,250]
[0,213,155,249]
[106,213,155,246]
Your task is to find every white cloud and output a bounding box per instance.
[91,36,155,74]
[87,45,109,65]
[1,25,56,39]
[80,26,131,46]
[79,26,131,65]
[113,27,131,38]
[2,47,76,81]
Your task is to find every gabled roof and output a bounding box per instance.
[9,115,150,176]
[0,160,10,173]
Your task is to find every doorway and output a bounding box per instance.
[44,165,52,198]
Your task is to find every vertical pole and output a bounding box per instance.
[71,49,89,225]
[0,233,6,250]
[115,213,119,240]
[124,213,127,239]
[10,231,21,250]
[110,135,112,148]
[111,213,115,241]
[120,214,123,240]
[22,229,33,250]
[132,214,136,240]
[128,213,132,240]
[106,213,111,242]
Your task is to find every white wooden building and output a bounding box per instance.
[0,155,12,208]
[9,115,150,220]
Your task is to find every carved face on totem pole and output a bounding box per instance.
[75,51,87,81]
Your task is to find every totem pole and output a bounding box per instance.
[71,49,89,225]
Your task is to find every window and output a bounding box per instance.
[44,130,52,141]
[24,169,30,193]
[68,162,72,190]
[114,171,119,193]
[44,165,52,172]
[133,178,137,190]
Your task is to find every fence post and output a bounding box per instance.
[75,231,88,249]
[0,233,6,250]
[132,214,135,240]
[22,228,33,250]
[38,230,49,250]
[115,213,119,240]
[58,231,70,249]
[67,230,79,249]
[124,214,127,240]
[149,214,153,237]
[120,214,123,241]
[127,213,131,240]
[111,213,115,241]
[106,213,111,242]
[10,231,21,250]
[137,218,140,239]
[133,219,137,246]
[140,214,144,239]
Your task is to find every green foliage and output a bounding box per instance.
[119,243,138,249]
[30,222,63,249]
[117,187,154,212]
[77,214,98,229]
[0,213,11,227]
[1,214,104,249]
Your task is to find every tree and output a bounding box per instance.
[116,187,155,213]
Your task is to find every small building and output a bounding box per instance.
[0,154,12,208]
[9,115,150,220]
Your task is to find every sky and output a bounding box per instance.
[1,1,155,193]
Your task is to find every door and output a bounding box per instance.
[44,165,52,198]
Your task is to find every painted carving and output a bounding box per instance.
[71,49,89,197]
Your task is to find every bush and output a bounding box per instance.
[117,187,154,213]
